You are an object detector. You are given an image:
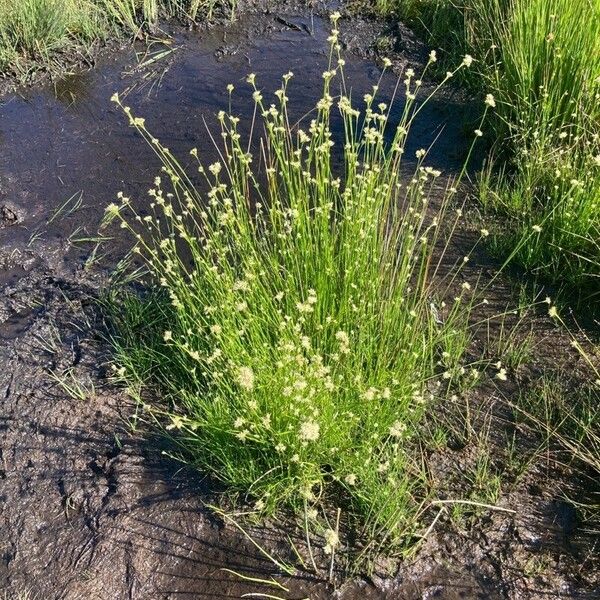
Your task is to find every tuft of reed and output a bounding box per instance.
[102,13,499,561]
[0,0,230,77]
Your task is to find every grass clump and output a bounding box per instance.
[0,0,100,72]
[473,0,600,294]
[0,0,228,77]
[103,14,493,558]
[375,0,600,297]
[518,374,600,477]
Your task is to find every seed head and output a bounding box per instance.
[344,473,357,485]
[237,366,255,391]
[299,420,320,442]
[389,420,407,438]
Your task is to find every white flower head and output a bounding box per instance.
[209,162,222,176]
[344,473,357,485]
[324,529,339,554]
[485,94,496,108]
[237,366,255,391]
[362,387,377,401]
[389,420,407,438]
[105,202,120,216]
[299,420,320,442]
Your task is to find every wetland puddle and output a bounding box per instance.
[0,8,473,286]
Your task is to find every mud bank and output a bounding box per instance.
[1,3,599,599]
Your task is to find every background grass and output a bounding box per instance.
[0,0,229,77]
[370,0,600,299]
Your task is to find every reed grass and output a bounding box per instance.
[102,14,502,558]
[0,0,227,76]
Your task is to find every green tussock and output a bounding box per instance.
[376,0,600,297]
[102,16,498,561]
[0,0,233,77]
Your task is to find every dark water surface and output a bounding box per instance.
[0,11,474,287]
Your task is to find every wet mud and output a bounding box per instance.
[1,2,598,599]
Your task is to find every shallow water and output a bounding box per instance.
[0,11,474,287]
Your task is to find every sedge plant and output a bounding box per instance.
[376,0,600,295]
[473,0,600,294]
[103,12,499,562]
[0,0,227,76]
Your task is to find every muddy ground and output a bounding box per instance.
[1,1,599,598]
